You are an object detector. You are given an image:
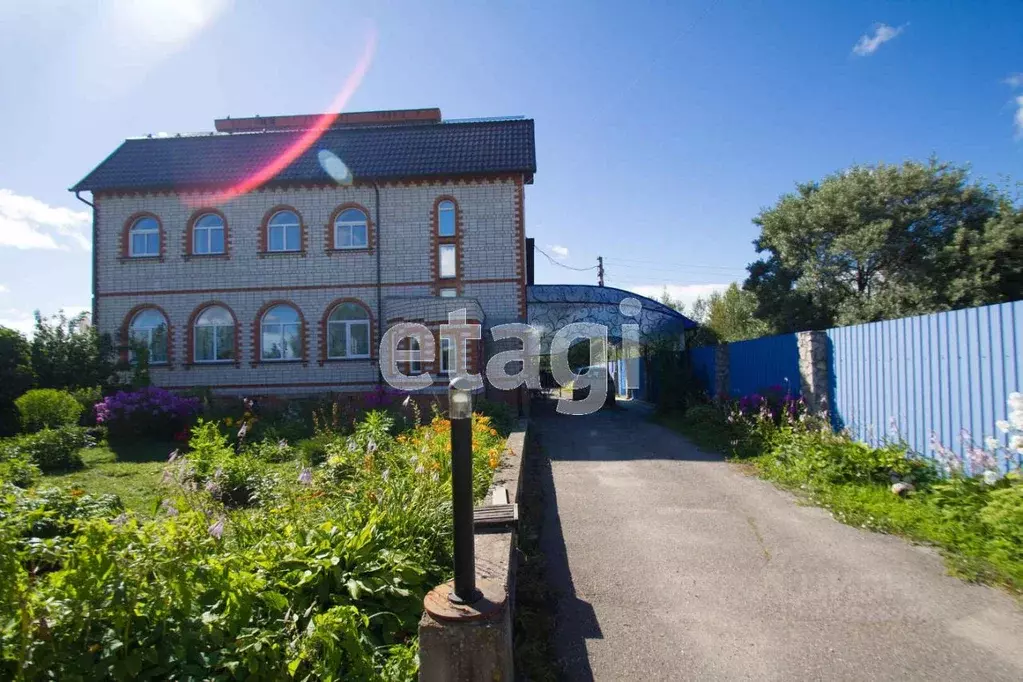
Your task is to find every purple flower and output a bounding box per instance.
[161,499,179,517]
[298,468,313,485]
[208,518,225,540]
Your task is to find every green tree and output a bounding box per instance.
[0,327,35,435]
[745,158,1020,333]
[30,311,114,391]
[687,284,770,346]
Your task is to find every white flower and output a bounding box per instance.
[1011,411,1023,431]
[983,470,1000,486]
[1008,392,1023,411]
[1010,434,1023,454]
[985,436,1000,451]
[996,420,1012,434]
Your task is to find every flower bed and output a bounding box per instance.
[0,409,506,680]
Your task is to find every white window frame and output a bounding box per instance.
[267,211,302,252]
[400,336,423,375]
[326,305,371,359]
[437,200,456,237]
[193,306,234,363]
[439,243,457,279]
[334,209,369,249]
[128,309,168,364]
[439,336,466,375]
[193,213,226,255]
[129,217,160,258]
[260,305,302,361]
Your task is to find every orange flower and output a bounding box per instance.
[488,452,500,469]
[489,428,497,436]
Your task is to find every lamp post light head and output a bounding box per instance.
[448,375,474,420]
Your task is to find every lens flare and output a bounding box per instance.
[193,23,377,206]
[318,149,353,186]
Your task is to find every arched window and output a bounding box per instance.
[261,304,301,360]
[326,302,371,359]
[129,216,160,257]
[194,305,234,362]
[437,200,456,237]
[128,308,168,363]
[334,208,368,249]
[193,213,225,255]
[267,210,301,252]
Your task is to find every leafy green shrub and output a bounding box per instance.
[980,483,1023,565]
[177,419,271,507]
[70,385,103,424]
[0,326,34,437]
[0,447,40,487]
[0,426,92,472]
[296,432,338,466]
[245,436,296,463]
[7,486,123,539]
[15,388,84,432]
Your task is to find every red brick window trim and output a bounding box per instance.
[431,195,463,295]
[186,301,241,367]
[252,300,308,366]
[119,304,173,367]
[260,205,306,255]
[326,202,374,253]
[184,208,230,258]
[121,212,165,260]
[320,297,375,365]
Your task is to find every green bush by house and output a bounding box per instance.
[15,389,84,432]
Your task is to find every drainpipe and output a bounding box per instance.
[74,191,97,328]
[373,181,383,386]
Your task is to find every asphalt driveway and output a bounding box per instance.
[535,401,1023,681]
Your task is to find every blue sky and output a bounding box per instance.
[0,0,1021,334]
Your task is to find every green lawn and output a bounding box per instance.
[44,441,178,514]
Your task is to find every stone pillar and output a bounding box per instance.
[714,344,729,400]
[797,331,830,417]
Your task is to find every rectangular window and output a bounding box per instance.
[269,225,301,251]
[349,322,370,357]
[336,224,368,249]
[439,244,456,278]
[440,338,452,374]
[194,227,225,255]
[439,288,457,298]
[132,232,159,257]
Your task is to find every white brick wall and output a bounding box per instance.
[95,179,525,394]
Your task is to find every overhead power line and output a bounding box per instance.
[534,245,599,271]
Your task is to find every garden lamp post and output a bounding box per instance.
[448,376,481,604]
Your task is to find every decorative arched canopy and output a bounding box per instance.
[527,284,696,348]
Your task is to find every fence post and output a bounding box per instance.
[797,331,830,417]
[714,344,729,400]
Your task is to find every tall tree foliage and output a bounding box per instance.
[685,284,770,346]
[0,327,34,435]
[30,311,114,391]
[745,159,1022,333]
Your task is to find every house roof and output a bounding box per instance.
[70,118,536,193]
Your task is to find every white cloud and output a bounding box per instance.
[0,189,91,251]
[629,283,730,312]
[0,284,8,294]
[1014,96,1023,139]
[852,23,904,57]
[548,244,570,260]
[1006,73,1023,88]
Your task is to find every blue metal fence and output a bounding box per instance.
[689,345,716,395]
[828,301,1023,471]
[686,300,1023,470]
[726,333,801,398]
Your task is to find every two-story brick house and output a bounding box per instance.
[70,109,536,397]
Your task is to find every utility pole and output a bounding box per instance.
[597,256,604,287]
